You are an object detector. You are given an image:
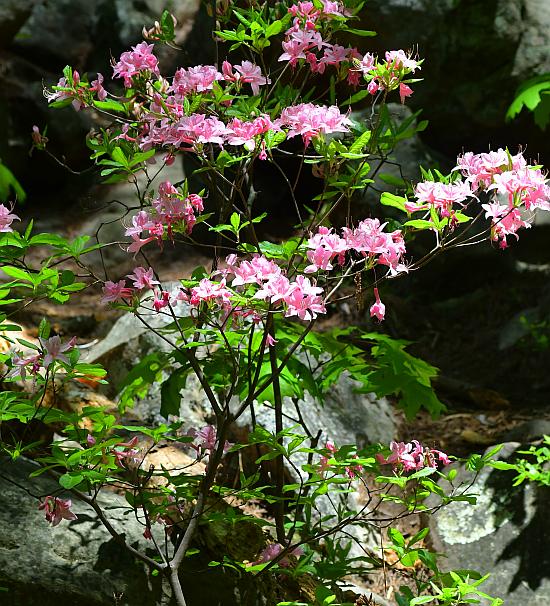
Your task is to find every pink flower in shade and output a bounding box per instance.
[399,82,413,104]
[101,280,133,304]
[113,436,141,468]
[190,425,232,455]
[45,72,84,110]
[0,204,20,232]
[253,543,304,567]
[320,0,350,17]
[266,334,278,347]
[113,42,160,87]
[233,61,270,95]
[127,267,159,290]
[90,73,107,101]
[86,434,96,446]
[369,288,385,322]
[39,496,77,526]
[321,44,350,67]
[153,289,171,311]
[7,351,42,380]
[357,52,376,75]
[376,440,450,472]
[367,79,380,95]
[39,335,77,367]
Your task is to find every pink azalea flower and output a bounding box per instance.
[127,266,159,290]
[90,73,107,101]
[399,82,413,104]
[113,42,160,87]
[369,288,385,322]
[385,50,421,73]
[39,335,77,367]
[278,103,352,147]
[234,61,270,95]
[0,204,20,232]
[7,351,42,380]
[39,496,77,526]
[253,543,304,566]
[101,280,133,304]
[376,440,450,472]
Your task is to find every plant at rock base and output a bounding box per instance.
[0,1,546,604]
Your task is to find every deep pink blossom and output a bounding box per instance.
[369,288,385,322]
[39,496,77,526]
[101,280,133,303]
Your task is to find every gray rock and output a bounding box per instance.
[0,457,165,606]
[428,443,550,605]
[0,456,253,606]
[0,0,37,47]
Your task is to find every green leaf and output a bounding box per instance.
[381,192,407,211]
[59,473,83,489]
[404,219,434,230]
[388,528,405,546]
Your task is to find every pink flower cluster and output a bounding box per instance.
[356,49,421,103]
[277,103,352,146]
[113,41,160,87]
[140,112,275,154]
[376,440,450,473]
[189,425,233,456]
[456,149,550,247]
[305,221,407,277]
[225,254,326,321]
[253,542,304,567]
[123,181,204,254]
[46,71,107,110]
[280,2,359,83]
[406,180,474,225]
[39,496,77,526]
[319,440,364,479]
[7,335,77,380]
[409,149,550,247]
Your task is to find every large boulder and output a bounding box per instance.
[427,443,550,605]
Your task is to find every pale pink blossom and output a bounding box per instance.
[234,61,270,95]
[39,335,77,367]
[127,266,159,290]
[253,543,304,566]
[0,204,20,232]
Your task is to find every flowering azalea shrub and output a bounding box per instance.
[1,1,548,604]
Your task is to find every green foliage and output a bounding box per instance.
[490,436,550,486]
[0,160,26,203]
[507,73,550,129]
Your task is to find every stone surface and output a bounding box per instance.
[428,443,550,605]
[0,457,166,606]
